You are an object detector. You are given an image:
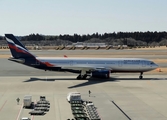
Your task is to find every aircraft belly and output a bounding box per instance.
[113,68,140,72]
[61,64,94,71]
[112,65,152,72]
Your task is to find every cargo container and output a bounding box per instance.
[23,95,32,108]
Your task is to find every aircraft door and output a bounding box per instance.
[118,61,123,67]
[36,60,40,65]
[70,60,73,66]
[142,61,146,67]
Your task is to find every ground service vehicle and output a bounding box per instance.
[67,92,82,103]
[20,117,31,120]
[23,95,32,108]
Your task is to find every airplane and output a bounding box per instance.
[5,34,158,80]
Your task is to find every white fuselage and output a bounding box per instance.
[37,57,158,72]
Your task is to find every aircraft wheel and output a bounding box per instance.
[77,75,81,80]
[83,74,87,79]
[139,75,143,79]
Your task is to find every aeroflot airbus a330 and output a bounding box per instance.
[5,34,158,79]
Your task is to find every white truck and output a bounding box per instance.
[20,117,31,120]
[67,92,81,103]
[23,95,32,108]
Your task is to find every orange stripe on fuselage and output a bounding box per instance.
[44,62,55,67]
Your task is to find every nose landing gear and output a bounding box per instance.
[139,72,143,79]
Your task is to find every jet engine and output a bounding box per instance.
[91,70,110,79]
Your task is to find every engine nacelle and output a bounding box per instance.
[91,70,110,79]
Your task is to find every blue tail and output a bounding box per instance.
[5,34,35,59]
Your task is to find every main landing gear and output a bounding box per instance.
[76,74,87,79]
[76,70,88,80]
[139,72,143,79]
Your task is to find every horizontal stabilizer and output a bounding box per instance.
[8,58,25,63]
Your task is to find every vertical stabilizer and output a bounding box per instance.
[5,34,35,58]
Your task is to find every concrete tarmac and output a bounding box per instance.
[0,49,167,120]
[0,75,167,120]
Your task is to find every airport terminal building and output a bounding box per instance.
[70,42,107,47]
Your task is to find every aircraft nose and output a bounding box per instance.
[153,64,159,69]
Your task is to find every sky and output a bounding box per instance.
[0,0,167,36]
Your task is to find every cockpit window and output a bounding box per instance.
[150,62,154,64]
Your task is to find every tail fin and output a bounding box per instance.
[5,34,35,58]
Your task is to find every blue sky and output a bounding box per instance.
[0,0,167,36]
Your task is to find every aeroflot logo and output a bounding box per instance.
[6,38,33,56]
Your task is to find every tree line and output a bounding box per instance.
[0,31,167,45]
